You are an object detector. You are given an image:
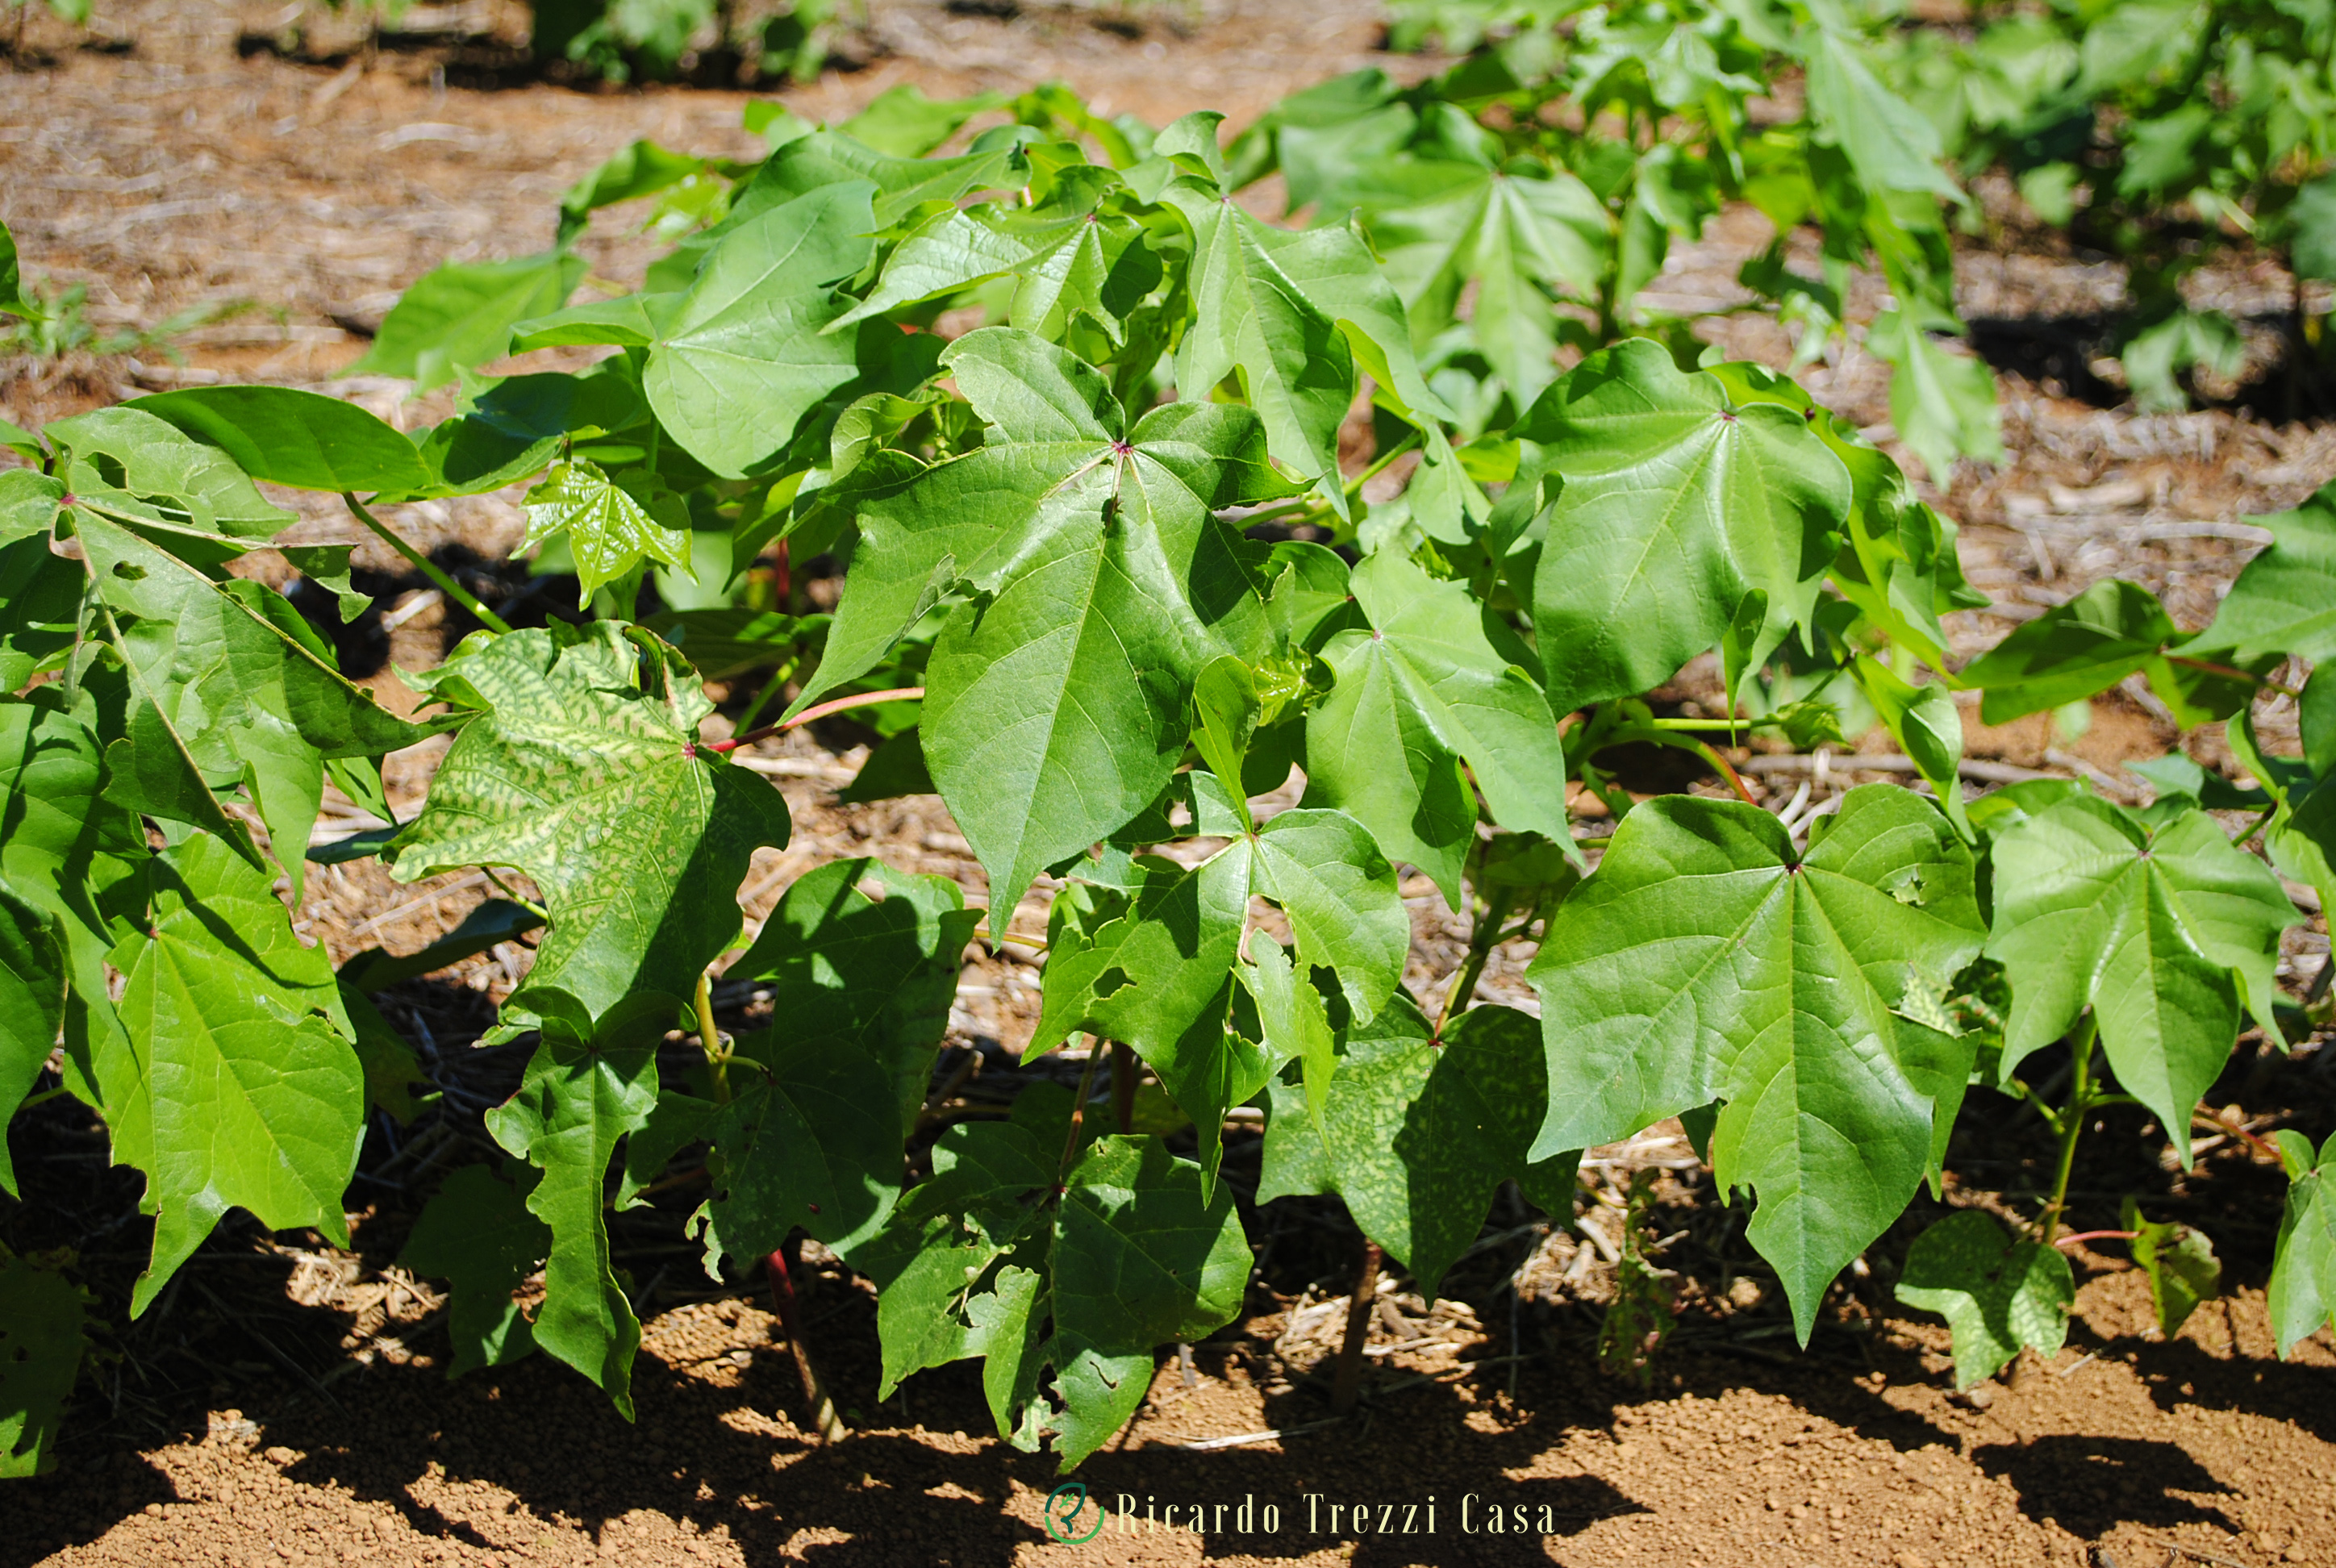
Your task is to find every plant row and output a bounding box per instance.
[0,75,2331,1477]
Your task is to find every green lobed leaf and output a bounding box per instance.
[2269,1130,2336,1358]
[1859,311,2003,494]
[640,182,882,479]
[694,1021,905,1268]
[1034,853,1255,1186]
[1257,998,1578,1298]
[0,691,149,1109]
[1245,805,1410,1025]
[1853,657,1971,840]
[1529,786,1988,1339]
[1158,180,1363,489]
[727,857,978,1136]
[0,1252,94,1478]
[1896,1210,2072,1389]
[76,511,433,902]
[1982,794,2297,1166]
[1959,578,2180,725]
[840,85,1010,158]
[0,887,63,1198]
[520,459,694,606]
[2188,482,2336,666]
[1048,1132,1250,1466]
[1304,548,1569,903]
[482,992,668,1416]
[853,1089,1247,1469]
[348,249,587,394]
[0,469,82,690]
[836,169,1163,348]
[390,622,792,1025]
[0,218,31,321]
[400,1163,552,1377]
[110,833,366,1316]
[816,328,1286,912]
[1509,339,1850,719]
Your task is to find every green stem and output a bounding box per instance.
[1437,884,1515,1037]
[342,493,515,636]
[1646,716,1780,732]
[730,657,799,736]
[2038,1013,2098,1246]
[1345,428,1422,499]
[479,867,549,920]
[695,970,729,1105]
[13,1086,69,1114]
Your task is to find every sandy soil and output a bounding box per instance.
[5,2,2336,1565]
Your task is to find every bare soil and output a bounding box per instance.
[4,3,2336,1565]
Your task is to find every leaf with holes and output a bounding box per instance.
[1529,786,1986,1339]
[1508,340,1850,719]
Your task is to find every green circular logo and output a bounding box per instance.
[1045,1482,1103,1544]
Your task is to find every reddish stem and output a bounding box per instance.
[2163,653,2300,699]
[706,686,926,753]
[1329,1241,1383,1414]
[2205,1119,2282,1161]
[765,1240,846,1443]
[2052,1229,2139,1249]
[1685,737,1759,807]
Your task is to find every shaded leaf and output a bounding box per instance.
[1896,1210,2072,1388]
[482,992,668,1416]
[0,888,63,1197]
[1258,998,1575,1297]
[2122,1196,2218,1339]
[0,1253,94,1478]
[401,1164,551,1377]
[727,857,978,1136]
